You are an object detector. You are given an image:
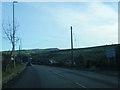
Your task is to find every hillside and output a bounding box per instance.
[2,44,119,68]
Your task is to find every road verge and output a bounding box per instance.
[2,64,26,86]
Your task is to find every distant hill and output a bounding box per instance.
[18,48,59,54]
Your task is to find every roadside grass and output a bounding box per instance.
[2,64,26,85]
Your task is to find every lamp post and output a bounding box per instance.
[13,1,18,68]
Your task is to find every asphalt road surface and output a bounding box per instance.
[4,65,119,88]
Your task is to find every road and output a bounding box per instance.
[4,65,119,88]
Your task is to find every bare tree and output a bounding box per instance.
[2,20,19,67]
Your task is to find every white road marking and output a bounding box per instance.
[48,70,64,78]
[54,72,64,78]
[75,82,89,89]
[49,70,89,89]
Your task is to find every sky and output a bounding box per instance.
[1,1,118,51]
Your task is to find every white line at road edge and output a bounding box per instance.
[75,82,89,89]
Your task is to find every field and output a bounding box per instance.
[48,44,114,62]
[27,44,119,69]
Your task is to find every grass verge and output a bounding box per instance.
[2,64,26,85]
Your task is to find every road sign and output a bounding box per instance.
[106,47,116,58]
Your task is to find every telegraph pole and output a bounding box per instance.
[19,38,22,63]
[71,26,74,67]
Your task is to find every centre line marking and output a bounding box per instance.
[54,72,64,77]
[75,82,89,90]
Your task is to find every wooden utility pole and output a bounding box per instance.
[71,26,74,67]
[19,39,22,63]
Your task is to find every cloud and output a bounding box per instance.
[19,2,119,48]
[49,2,118,46]
[2,0,119,2]
[31,2,118,46]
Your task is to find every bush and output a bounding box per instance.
[2,53,11,72]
